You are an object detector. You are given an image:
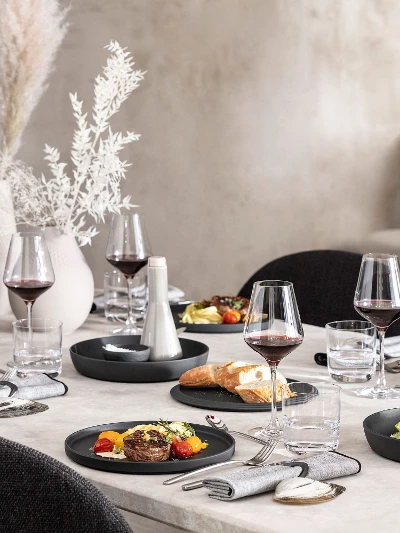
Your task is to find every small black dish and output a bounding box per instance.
[102,343,150,362]
[70,335,209,383]
[363,408,400,462]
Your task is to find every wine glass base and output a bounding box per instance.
[110,324,143,336]
[248,426,283,441]
[356,386,400,399]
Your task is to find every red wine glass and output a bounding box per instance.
[354,253,400,399]
[244,280,304,440]
[3,232,55,328]
[106,213,152,335]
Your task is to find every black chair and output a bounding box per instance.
[238,249,400,336]
[0,436,133,533]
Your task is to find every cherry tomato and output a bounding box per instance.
[98,430,120,444]
[172,441,193,459]
[93,438,114,453]
[223,310,241,324]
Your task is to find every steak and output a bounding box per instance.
[210,295,250,317]
[123,430,171,462]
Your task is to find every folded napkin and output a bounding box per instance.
[202,451,361,501]
[0,374,68,400]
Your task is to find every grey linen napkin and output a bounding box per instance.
[0,374,68,400]
[202,451,361,501]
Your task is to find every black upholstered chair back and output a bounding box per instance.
[238,249,400,336]
[0,436,133,533]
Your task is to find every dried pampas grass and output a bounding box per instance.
[0,0,68,176]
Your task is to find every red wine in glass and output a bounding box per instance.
[3,232,55,330]
[244,280,304,440]
[106,255,149,279]
[5,280,54,302]
[354,300,400,330]
[354,253,400,399]
[245,334,304,364]
[105,213,152,335]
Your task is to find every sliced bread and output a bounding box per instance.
[223,365,287,394]
[235,380,296,403]
[179,364,222,387]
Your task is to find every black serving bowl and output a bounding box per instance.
[363,408,400,462]
[70,335,209,383]
[102,343,150,362]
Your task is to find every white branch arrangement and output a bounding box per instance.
[0,0,68,176]
[8,41,146,246]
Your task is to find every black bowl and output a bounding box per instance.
[363,408,400,462]
[102,343,150,362]
[70,335,209,383]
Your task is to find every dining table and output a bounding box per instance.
[0,312,398,533]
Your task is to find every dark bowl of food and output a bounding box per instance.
[363,408,400,462]
[102,343,150,362]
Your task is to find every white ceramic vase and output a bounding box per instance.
[9,227,94,334]
[0,181,17,315]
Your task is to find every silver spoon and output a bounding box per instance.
[205,415,272,445]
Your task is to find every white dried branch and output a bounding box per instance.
[10,41,144,246]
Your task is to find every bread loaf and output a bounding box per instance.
[235,380,295,403]
[223,365,287,394]
[214,361,250,388]
[179,364,222,387]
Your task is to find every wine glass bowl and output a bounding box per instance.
[244,280,304,440]
[354,253,400,399]
[106,213,152,335]
[3,232,55,327]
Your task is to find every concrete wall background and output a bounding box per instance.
[18,0,400,299]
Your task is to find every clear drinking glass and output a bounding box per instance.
[105,213,152,335]
[354,253,400,399]
[3,232,55,328]
[325,320,376,383]
[282,381,341,454]
[12,318,63,377]
[244,280,304,440]
[104,269,147,332]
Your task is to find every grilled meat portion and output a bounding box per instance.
[123,430,171,462]
[210,295,250,317]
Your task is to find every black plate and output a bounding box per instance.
[65,420,235,474]
[363,408,400,462]
[170,379,301,412]
[177,321,245,334]
[70,336,208,382]
[170,302,244,333]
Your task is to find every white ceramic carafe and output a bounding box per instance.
[140,256,182,361]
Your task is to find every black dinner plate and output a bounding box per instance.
[170,379,303,412]
[70,335,208,382]
[170,302,245,333]
[363,408,400,462]
[177,321,245,334]
[65,421,235,474]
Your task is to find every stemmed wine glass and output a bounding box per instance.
[106,213,152,335]
[3,232,55,328]
[244,280,304,440]
[354,253,400,399]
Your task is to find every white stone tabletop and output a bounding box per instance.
[0,314,398,533]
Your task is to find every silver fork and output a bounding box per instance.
[163,438,278,485]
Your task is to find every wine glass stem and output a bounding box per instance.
[269,363,279,430]
[375,329,388,391]
[126,277,136,326]
[26,301,33,355]
[26,301,33,330]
